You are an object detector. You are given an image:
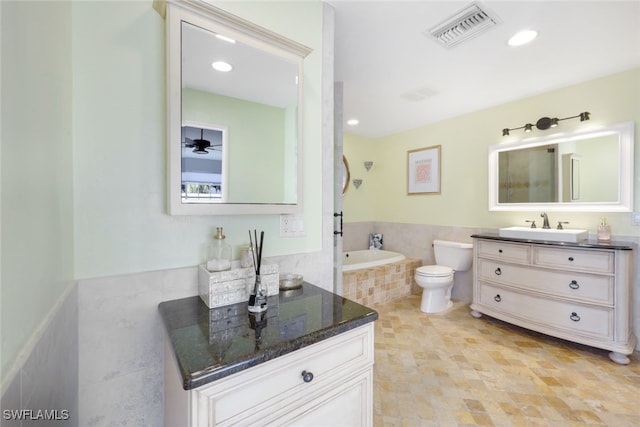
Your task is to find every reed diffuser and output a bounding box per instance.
[247,230,268,312]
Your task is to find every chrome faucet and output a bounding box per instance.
[540,212,550,229]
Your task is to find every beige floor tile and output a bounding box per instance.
[373,295,639,427]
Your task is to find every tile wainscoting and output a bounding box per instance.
[0,285,78,427]
[76,250,332,426]
[1,250,333,427]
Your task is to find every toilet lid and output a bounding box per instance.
[416,265,453,277]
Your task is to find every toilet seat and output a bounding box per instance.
[416,265,453,277]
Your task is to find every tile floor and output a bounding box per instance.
[373,296,640,426]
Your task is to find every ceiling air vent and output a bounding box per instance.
[426,2,500,48]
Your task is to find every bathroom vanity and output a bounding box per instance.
[159,282,377,426]
[470,234,636,364]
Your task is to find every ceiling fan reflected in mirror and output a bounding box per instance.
[182,128,221,154]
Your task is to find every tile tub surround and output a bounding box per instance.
[343,258,422,306]
[159,282,378,389]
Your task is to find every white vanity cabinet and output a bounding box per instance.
[164,323,374,426]
[470,237,636,364]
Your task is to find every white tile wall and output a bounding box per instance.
[0,286,78,427]
[76,250,334,426]
[78,267,197,427]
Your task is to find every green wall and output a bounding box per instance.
[1,0,75,383]
[72,0,324,279]
[344,68,640,236]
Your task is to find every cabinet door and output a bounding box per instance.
[276,370,372,427]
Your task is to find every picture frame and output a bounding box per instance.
[407,145,441,195]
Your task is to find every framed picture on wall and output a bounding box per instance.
[407,145,441,195]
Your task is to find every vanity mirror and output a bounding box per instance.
[488,121,634,212]
[158,0,312,215]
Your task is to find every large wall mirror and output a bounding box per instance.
[160,0,311,215]
[489,121,634,212]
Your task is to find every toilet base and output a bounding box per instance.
[419,287,453,313]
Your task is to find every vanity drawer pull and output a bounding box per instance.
[494,268,502,276]
[498,249,503,253]
[494,294,502,302]
[301,370,314,383]
[568,257,574,261]
[570,312,581,322]
[569,280,580,290]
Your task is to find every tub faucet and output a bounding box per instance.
[540,212,550,229]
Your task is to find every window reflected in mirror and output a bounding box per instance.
[181,125,225,202]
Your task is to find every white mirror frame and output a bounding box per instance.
[488,121,634,212]
[157,0,312,215]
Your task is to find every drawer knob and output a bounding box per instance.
[569,280,580,290]
[570,312,581,322]
[494,268,502,276]
[301,370,314,383]
[498,249,503,253]
[568,257,574,261]
[494,294,502,302]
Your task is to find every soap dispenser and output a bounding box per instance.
[206,227,232,272]
[597,218,611,241]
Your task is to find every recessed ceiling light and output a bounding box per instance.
[508,29,538,47]
[347,119,359,126]
[211,61,232,72]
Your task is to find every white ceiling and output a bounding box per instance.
[182,21,298,108]
[330,1,640,138]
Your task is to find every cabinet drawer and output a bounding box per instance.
[477,259,614,305]
[477,240,531,263]
[194,324,373,426]
[478,282,613,339]
[533,247,614,273]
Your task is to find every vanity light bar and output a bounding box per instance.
[502,112,590,136]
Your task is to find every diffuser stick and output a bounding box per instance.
[248,231,258,274]
[257,231,264,274]
[247,229,267,313]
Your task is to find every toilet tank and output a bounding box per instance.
[433,240,473,271]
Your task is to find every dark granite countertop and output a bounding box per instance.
[471,233,635,250]
[159,282,378,390]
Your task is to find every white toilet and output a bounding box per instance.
[415,240,473,313]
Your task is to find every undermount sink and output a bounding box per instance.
[498,226,588,243]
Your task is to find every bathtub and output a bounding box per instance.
[342,249,406,272]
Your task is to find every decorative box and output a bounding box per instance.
[198,264,279,309]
